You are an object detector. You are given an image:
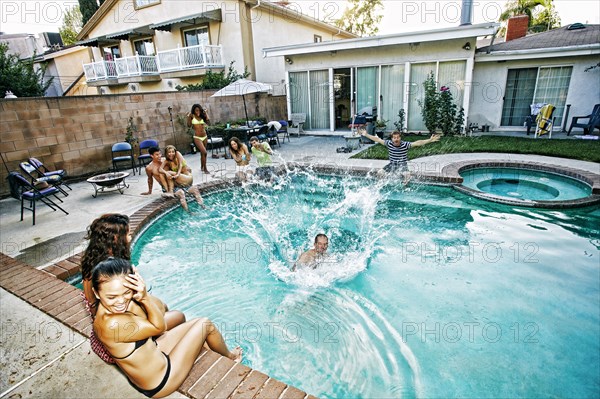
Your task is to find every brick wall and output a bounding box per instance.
[0,91,287,196]
[506,15,529,42]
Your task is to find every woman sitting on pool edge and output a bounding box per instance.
[159,145,206,210]
[92,257,242,398]
[80,214,186,363]
[228,137,252,181]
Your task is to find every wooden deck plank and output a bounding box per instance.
[205,362,252,399]
[254,378,287,399]
[229,370,270,399]
[179,350,219,393]
[188,357,236,399]
[280,385,307,399]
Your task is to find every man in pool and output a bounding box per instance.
[292,234,329,271]
[359,128,440,183]
[141,147,204,212]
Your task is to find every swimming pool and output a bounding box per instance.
[132,171,600,398]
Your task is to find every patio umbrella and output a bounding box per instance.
[211,79,272,126]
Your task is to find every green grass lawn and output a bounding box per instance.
[351,135,600,163]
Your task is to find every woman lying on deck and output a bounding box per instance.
[92,257,242,398]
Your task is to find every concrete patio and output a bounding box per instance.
[1,133,599,399]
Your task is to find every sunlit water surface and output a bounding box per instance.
[132,171,600,398]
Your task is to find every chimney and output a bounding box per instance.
[505,15,529,41]
[460,0,473,26]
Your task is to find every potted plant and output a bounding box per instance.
[374,119,388,138]
[125,116,139,146]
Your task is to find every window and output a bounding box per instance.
[103,45,120,61]
[501,66,572,127]
[134,0,160,8]
[133,38,155,56]
[314,35,322,43]
[183,27,209,47]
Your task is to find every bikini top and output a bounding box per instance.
[112,336,156,360]
[191,118,206,125]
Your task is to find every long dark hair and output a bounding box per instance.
[228,137,244,155]
[191,104,210,124]
[91,257,133,293]
[81,214,131,281]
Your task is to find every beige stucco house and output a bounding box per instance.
[75,0,354,96]
[263,19,600,135]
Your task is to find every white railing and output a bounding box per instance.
[115,55,158,77]
[156,44,223,72]
[83,44,223,82]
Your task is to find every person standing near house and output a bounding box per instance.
[360,128,440,182]
[187,104,211,174]
[141,147,205,211]
[249,136,274,181]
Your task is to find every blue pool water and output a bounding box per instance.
[132,172,600,398]
[460,167,592,201]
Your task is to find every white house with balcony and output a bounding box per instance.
[76,0,354,95]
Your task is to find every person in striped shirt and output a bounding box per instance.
[360,128,440,182]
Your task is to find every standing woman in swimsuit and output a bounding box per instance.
[187,104,210,174]
[92,258,242,398]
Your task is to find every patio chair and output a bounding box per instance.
[288,113,306,137]
[567,104,600,135]
[534,104,556,138]
[256,125,270,143]
[28,157,71,191]
[111,142,136,174]
[266,121,282,147]
[20,161,69,197]
[277,120,290,143]
[8,171,68,225]
[207,133,225,157]
[137,139,158,173]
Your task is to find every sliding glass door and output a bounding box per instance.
[407,62,436,131]
[380,64,405,130]
[309,70,330,130]
[289,72,310,128]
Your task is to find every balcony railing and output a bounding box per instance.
[83,45,223,82]
[156,44,223,72]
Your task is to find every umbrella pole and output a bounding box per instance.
[242,94,249,126]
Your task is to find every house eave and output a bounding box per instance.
[475,43,600,62]
[263,23,499,57]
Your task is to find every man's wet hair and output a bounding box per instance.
[315,233,328,243]
[149,147,160,155]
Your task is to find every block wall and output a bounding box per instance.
[0,91,287,196]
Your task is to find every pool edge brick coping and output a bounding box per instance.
[0,177,314,399]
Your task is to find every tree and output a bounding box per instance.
[499,0,545,25]
[0,43,53,97]
[530,0,561,32]
[417,72,439,134]
[59,5,83,45]
[334,0,383,37]
[79,0,99,26]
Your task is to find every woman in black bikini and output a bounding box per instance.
[80,214,185,363]
[92,258,242,398]
[187,104,210,174]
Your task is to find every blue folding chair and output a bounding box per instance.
[20,161,68,197]
[111,142,136,174]
[137,139,158,173]
[8,172,68,225]
[28,157,71,191]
